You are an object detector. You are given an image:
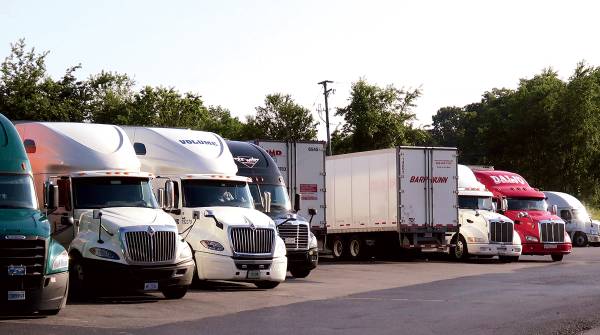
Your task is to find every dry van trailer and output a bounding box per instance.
[323,146,459,259]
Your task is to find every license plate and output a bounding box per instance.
[247,270,261,279]
[284,237,296,244]
[7,291,25,301]
[8,265,26,276]
[144,282,159,291]
[544,244,558,249]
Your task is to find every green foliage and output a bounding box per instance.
[333,78,429,154]
[249,93,318,141]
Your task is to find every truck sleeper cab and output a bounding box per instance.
[474,169,572,261]
[451,165,521,261]
[0,114,68,315]
[16,122,194,299]
[227,140,318,278]
[544,191,600,247]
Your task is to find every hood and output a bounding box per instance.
[0,208,50,237]
[204,206,275,229]
[461,209,512,223]
[506,210,562,223]
[79,207,175,231]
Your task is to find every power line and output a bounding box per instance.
[318,80,333,156]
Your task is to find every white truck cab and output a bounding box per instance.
[16,122,195,299]
[450,165,522,261]
[544,191,600,247]
[124,127,287,289]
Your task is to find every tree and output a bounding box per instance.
[333,78,426,154]
[249,93,318,141]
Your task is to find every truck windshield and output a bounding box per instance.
[507,197,548,211]
[0,174,37,209]
[458,196,493,211]
[248,184,291,216]
[72,177,158,209]
[182,180,253,209]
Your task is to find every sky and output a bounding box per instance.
[2,0,600,139]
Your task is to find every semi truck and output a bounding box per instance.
[0,114,68,315]
[252,141,326,233]
[227,141,318,278]
[452,165,521,261]
[325,147,458,259]
[16,122,194,299]
[124,127,287,289]
[544,191,600,247]
[473,169,572,261]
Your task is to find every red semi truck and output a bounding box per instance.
[473,169,572,261]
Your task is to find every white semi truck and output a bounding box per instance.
[16,122,195,299]
[124,127,287,289]
[544,191,600,247]
[451,165,522,261]
[324,147,458,259]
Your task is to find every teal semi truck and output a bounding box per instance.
[0,114,69,315]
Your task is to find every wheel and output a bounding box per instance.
[290,268,311,278]
[161,286,188,299]
[331,236,346,260]
[499,255,519,263]
[450,235,469,261]
[573,232,588,247]
[68,254,88,300]
[348,236,363,260]
[551,254,564,262]
[254,281,280,289]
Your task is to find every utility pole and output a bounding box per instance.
[318,80,333,156]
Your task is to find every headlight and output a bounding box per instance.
[51,250,69,271]
[89,247,120,260]
[200,240,225,251]
[467,236,486,243]
[309,233,318,249]
[525,235,539,242]
[178,241,193,260]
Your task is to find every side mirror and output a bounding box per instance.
[165,180,175,209]
[294,193,301,212]
[500,198,508,212]
[157,188,165,208]
[93,209,103,220]
[492,202,497,212]
[60,216,74,226]
[308,208,317,216]
[550,204,558,216]
[44,182,59,210]
[263,191,272,213]
[204,209,215,218]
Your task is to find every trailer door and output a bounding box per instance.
[430,149,458,229]
[398,148,429,229]
[291,142,326,229]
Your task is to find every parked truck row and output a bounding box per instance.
[1,114,590,316]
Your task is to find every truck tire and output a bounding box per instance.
[551,254,564,262]
[290,268,311,278]
[450,235,469,261]
[161,286,188,299]
[348,236,364,260]
[68,254,88,300]
[331,236,346,260]
[254,281,280,289]
[573,232,588,247]
[498,255,519,263]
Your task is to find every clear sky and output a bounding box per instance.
[2,0,599,139]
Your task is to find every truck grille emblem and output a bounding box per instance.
[147,226,155,236]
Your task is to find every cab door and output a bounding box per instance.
[48,177,76,249]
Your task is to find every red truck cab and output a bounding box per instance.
[473,170,572,261]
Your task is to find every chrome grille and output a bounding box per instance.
[540,221,565,243]
[490,221,513,243]
[277,223,309,250]
[230,228,274,254]
[124,231,176,263]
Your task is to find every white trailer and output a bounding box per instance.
[253,140,326,231]
[124,127,287,289]
[15,122,194,299]
[544,191,600,247]
[325,147,458,259]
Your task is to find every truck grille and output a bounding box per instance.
[124,231,176,263]
[0,238,46,290]
[490,221,513,243]
[277,223,309,250]
[230,228,274,254]
[540,221,565,243]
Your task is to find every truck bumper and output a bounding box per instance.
[82,258,195,292]
[521,242,572,255]
[0,271,68,314]
[287,248,318,270]
[469,243,522,257]
[586,233,600,243]
[195,251,287,283]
